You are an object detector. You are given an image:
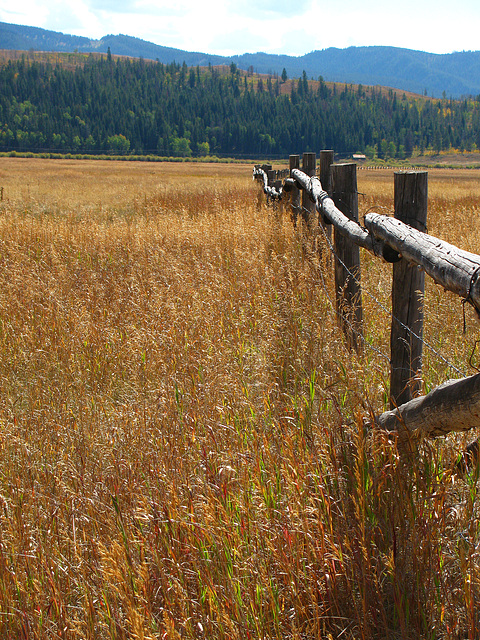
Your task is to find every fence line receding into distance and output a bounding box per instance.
[254,153,480,452]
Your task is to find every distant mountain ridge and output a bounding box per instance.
[1,20,480,98]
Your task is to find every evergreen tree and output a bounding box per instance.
[0,54,478,158]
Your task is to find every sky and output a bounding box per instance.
[1,0,479,58]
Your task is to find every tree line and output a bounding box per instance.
[1,53,480,158]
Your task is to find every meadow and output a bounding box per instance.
[0,158,479,638]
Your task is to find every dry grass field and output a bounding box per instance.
[0,158,479,639]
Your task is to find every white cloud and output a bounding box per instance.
[209,28,271,56]
[2,0,480,56]
[0,0,104,38]
[47,1,101,36]
[85,0,137,12]
[277,28,323,57]
[227,0,312,18]
[0,1,50,29]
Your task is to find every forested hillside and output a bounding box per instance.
[1,54,480,158]
[3,21,480,97]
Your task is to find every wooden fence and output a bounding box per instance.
[254,152,480,453]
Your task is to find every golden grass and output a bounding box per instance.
[0,159,479,638]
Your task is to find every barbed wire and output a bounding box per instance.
[299,204,468,378]
[256,164,471,379]
[311,234,393,367]
[297,205,392,367]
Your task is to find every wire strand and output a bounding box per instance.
[301,205,468,378]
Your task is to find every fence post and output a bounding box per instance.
[289,155,300,227]
[331,163,363,353]
[301,152,317,231]
[319,150,334,239]
[267,169,275,188]
[390,171,428,408]
[319,150,334,192]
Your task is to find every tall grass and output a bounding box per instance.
[0,160,478,638]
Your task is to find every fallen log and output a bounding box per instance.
[375,373,480,441]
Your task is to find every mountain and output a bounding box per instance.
[1,21,480,98]
[297,48,480,99]
[230,47,480,99]
[0,21,227,67]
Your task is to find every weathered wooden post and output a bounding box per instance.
[289,155,300,227]
[319,150,334,241]
[331,163,363,352]
[390,171,428,408]
[301,152,317,231]
[267,169,276,189]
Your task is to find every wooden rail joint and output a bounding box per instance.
[291,168,385,255]
[287,167,480,317]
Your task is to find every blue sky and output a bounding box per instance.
[0,0,479,57]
